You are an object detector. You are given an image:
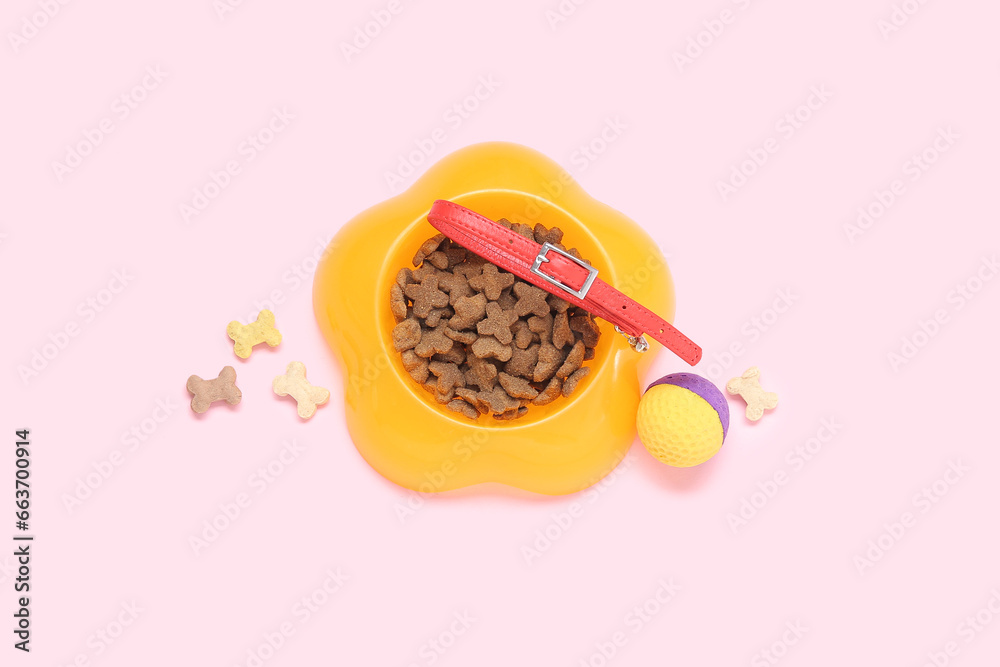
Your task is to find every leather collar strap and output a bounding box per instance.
[426,200,702,366]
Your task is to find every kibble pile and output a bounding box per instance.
[390,219,601,420]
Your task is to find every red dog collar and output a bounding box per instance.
[426,200,702,366]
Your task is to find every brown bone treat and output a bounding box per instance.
[446,399,480,420]
[556,340,586,379]
[414,326,453,358]
[511,319,535,349]
[413,233,446,266]
[474,386,521,414]
[469,264,515,300]
[464,355,498,391]
[448,283,475,307]
[512,222,535,240]
[491,408,515,421]
[477,302,519,345]
[455,254,488,279]
[426,250,449,270]
[412,264,442,283]
[404,275,449,319]
[498,372,539,400]
[552,311,575,349]
[443,327,478,345]
[533,223,564,246]
[390,283,408,323]
[396,267,415,289]
[401,349,424,370]
[435,387,455,404]
[496,287,517,310]
[392,318,421,352]
[532,377,563,406]
[456,387,490,414]
[437,272,473,305]
[493,406,529,421]
[562,366,591,397]
[504,343,539,378]
[570,314,601,347]
[428,361,466,394]
[495,217,514,229]
[513,282,551,318]
[401,350,430,383]
[455,386,480,402]
[425,307,453,328]
[187,366,242,414]
[471,336,513,362]
[527,313,554,343]
[449,293,488,330]
[444,246,467,268]
[533,342,562,383]
[548,293,571,314]
[433,344,466,365]
[584,347,596,361]
[550,244,588,264]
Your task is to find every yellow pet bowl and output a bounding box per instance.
[313,142,674,495]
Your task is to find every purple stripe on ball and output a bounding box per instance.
[646,373,730,440]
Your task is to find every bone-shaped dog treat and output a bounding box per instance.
[272,361,330,419]
[726,366,778,422]
[187,366,242,414]
[227,309,282,359]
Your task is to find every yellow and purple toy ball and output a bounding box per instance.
[636,373,730,467]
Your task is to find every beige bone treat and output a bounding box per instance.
[272,361,330,419]
[187,366,242,413]
[227,309,282,359]
[726,366,778,422]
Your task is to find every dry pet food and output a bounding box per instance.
[227,309,282,359]
[187,366,242,413]
[273,361,330,419]
[726,366,778,422]
[390,220,601,420]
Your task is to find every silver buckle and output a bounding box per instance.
[529,243,598,300]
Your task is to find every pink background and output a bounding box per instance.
[3,0,999,664]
